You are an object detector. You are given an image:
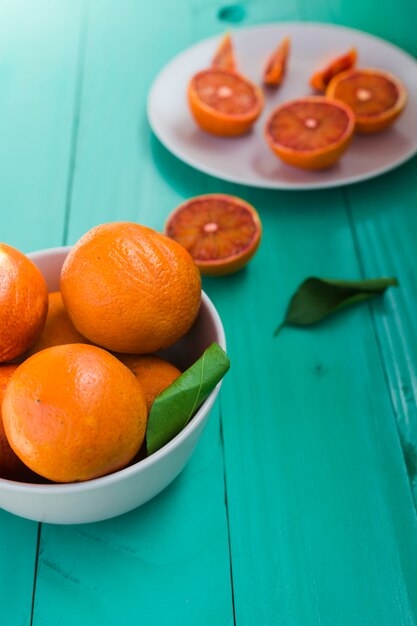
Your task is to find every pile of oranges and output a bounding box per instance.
[0,222,201,484]
[187,33,408,170]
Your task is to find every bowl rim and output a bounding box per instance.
[0,245,226,494]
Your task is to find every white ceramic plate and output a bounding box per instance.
[148,22,417,190]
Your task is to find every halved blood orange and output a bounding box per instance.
[264,96,355,170]
[164,194,262,276]
[263,36,291,87]
[310,48,357,92]
[188,68,264,136]
[212,33,237,72]
[326,68,407,133]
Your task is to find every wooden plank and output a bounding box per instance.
[0,0,83,623]
[212,188,417,625]
[346,160,417,505]
[0,0,83,252]
[31,2,233,625]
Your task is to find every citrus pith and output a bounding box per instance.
[165,194,262,276]
[326,68,407,133]
[188,68,264,136]
[264,96,355,170]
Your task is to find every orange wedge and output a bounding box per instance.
[326,68,407,133]
[263,36,291,87]
[264,96,355,170]
[212,33,237,72]
[165,194,262,276]
[310,48,357,92]
[188,68,264,136]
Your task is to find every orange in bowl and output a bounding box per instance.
[0,243,48,362]
[118,354,181,412]
[2,344,147,483]
[188,68,264,136]
[60,222,201,354]
[165,194,262,276]
[27,291,90,356]
[326,67,407,133]
[264,96,355,170]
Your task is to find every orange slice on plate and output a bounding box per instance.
[212,33,237,72]
[264,96,355,170]
[263,36,291,87]
[164,194,262,276]
[310,48,357,92]
[326,67,407,133]
[188,68,264,136]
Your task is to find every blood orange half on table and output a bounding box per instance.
[326,68,407,133]
[188,68,264,136]
[264,96,355,170]
[165,194,262,276]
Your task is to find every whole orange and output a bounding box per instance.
[0,243,48,362]
[27,291,90,356]
[60,222,201,354]
[2,344,148,483]
[118,354,181,412]
[0,364,38,481]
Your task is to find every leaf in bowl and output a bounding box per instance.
[146,343,230,455]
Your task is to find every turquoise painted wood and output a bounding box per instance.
[1,0,417,624]
[0,1,83,623]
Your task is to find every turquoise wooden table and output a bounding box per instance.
[1,1,417,624]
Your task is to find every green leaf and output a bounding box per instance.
[275,276,398,335]
[146,343,230,455]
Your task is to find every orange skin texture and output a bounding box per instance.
[264,96,355,170]
[188,68,264,137]
[165,193,262,276]
[0,243,48,363]
[0,364,40,481]
[326,68,407,133]
[60,223,201,354]
[212,33,237,72]
[263,36,291,87]
[118,354,181,412]
[2,344,148,483]
[27,291,90,356]
[310,48,357,92]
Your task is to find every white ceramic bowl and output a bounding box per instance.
[0,246,226,524]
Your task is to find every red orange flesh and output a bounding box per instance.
[265,96,355,170]
[326,68,407,133]
[165,194,262,276]
[188,68,264,136]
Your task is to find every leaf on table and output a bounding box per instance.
[275,276,398,335]
[146,342,230,455]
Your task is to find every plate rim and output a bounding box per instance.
[147,21,417,191]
